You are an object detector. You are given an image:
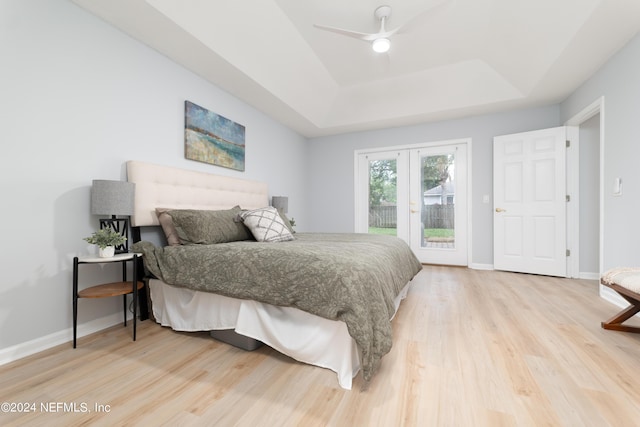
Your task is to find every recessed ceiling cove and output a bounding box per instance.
[72,0,640,136]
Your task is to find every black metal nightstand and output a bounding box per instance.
[72,253,143,348]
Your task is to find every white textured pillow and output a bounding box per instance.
[239,207,294,242]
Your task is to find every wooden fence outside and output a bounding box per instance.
[422,204,455,229]
[369,205,397,228]
[369,204,455,229]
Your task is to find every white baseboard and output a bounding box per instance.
[0,312,132,366]
[469,263,493,270]
[466,265,600,280]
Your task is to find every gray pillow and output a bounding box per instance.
[168,206,252,244]
[155,207,181,246]
[276,208,295,234]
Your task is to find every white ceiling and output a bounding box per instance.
[71,0,640,137]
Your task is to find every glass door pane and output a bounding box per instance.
[356,150,408,242]
[420,152,455,248]
[368,158,397,236]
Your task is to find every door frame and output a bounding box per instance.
[354,138,473,266]
[565,96,605,280]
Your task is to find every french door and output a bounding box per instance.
[355,141,469,265]
[409,144,468,265]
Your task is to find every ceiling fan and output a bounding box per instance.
[313,2,449,53]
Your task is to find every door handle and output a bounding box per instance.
[495,208,506,213]
[411,209,419,213]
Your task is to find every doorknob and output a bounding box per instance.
[495,208,506,213]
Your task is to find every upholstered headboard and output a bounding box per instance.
[126,160,269,227]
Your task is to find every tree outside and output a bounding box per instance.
[422,154,453,204]
[368,159,397,208]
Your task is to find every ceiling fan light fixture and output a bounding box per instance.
[372,37,390,53]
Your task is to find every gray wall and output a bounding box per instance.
[307,106,561,267]
[561,33,640,271]
[0,0,308,352]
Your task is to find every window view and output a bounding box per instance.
[368,159,397,236]
[420,153,455,248]
[366,153,456,249]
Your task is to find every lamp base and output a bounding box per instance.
[99,217,129,254]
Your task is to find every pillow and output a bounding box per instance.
[155,208,181,246]
[239,206,295,242]
[168,206,253,245]
[275,208,295,234]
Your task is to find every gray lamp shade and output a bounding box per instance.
[271,196,288,213]
[90,180,135,216]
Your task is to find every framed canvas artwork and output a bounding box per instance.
[184,101,245,171]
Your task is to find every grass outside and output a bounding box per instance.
[368,227,454,238]
[368,227,397,236]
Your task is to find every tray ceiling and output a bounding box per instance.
[72,0,640,137]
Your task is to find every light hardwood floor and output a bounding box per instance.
[1,266,639,426]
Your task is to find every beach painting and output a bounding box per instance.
[184,101,245,171]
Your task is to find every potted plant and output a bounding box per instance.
[84,227,127,258]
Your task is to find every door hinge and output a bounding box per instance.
[566,249,571,257]
[566,140,570,148]
[566,195,570,202]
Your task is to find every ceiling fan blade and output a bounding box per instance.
[377,28,401,39]
[313,24,376,41]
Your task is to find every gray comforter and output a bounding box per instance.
[132,233,423,382]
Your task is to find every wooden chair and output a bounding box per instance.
[601,267,640,333]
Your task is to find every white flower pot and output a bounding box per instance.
[99,246,115,258]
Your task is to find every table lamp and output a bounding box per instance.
[271,196,288,213]
[90,180,135,253]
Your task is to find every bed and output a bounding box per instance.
[127,160,423,389]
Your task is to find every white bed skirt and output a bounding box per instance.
[149,279,411,390]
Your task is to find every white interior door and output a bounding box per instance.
[493,127,567,277]
[409,144,468,265]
